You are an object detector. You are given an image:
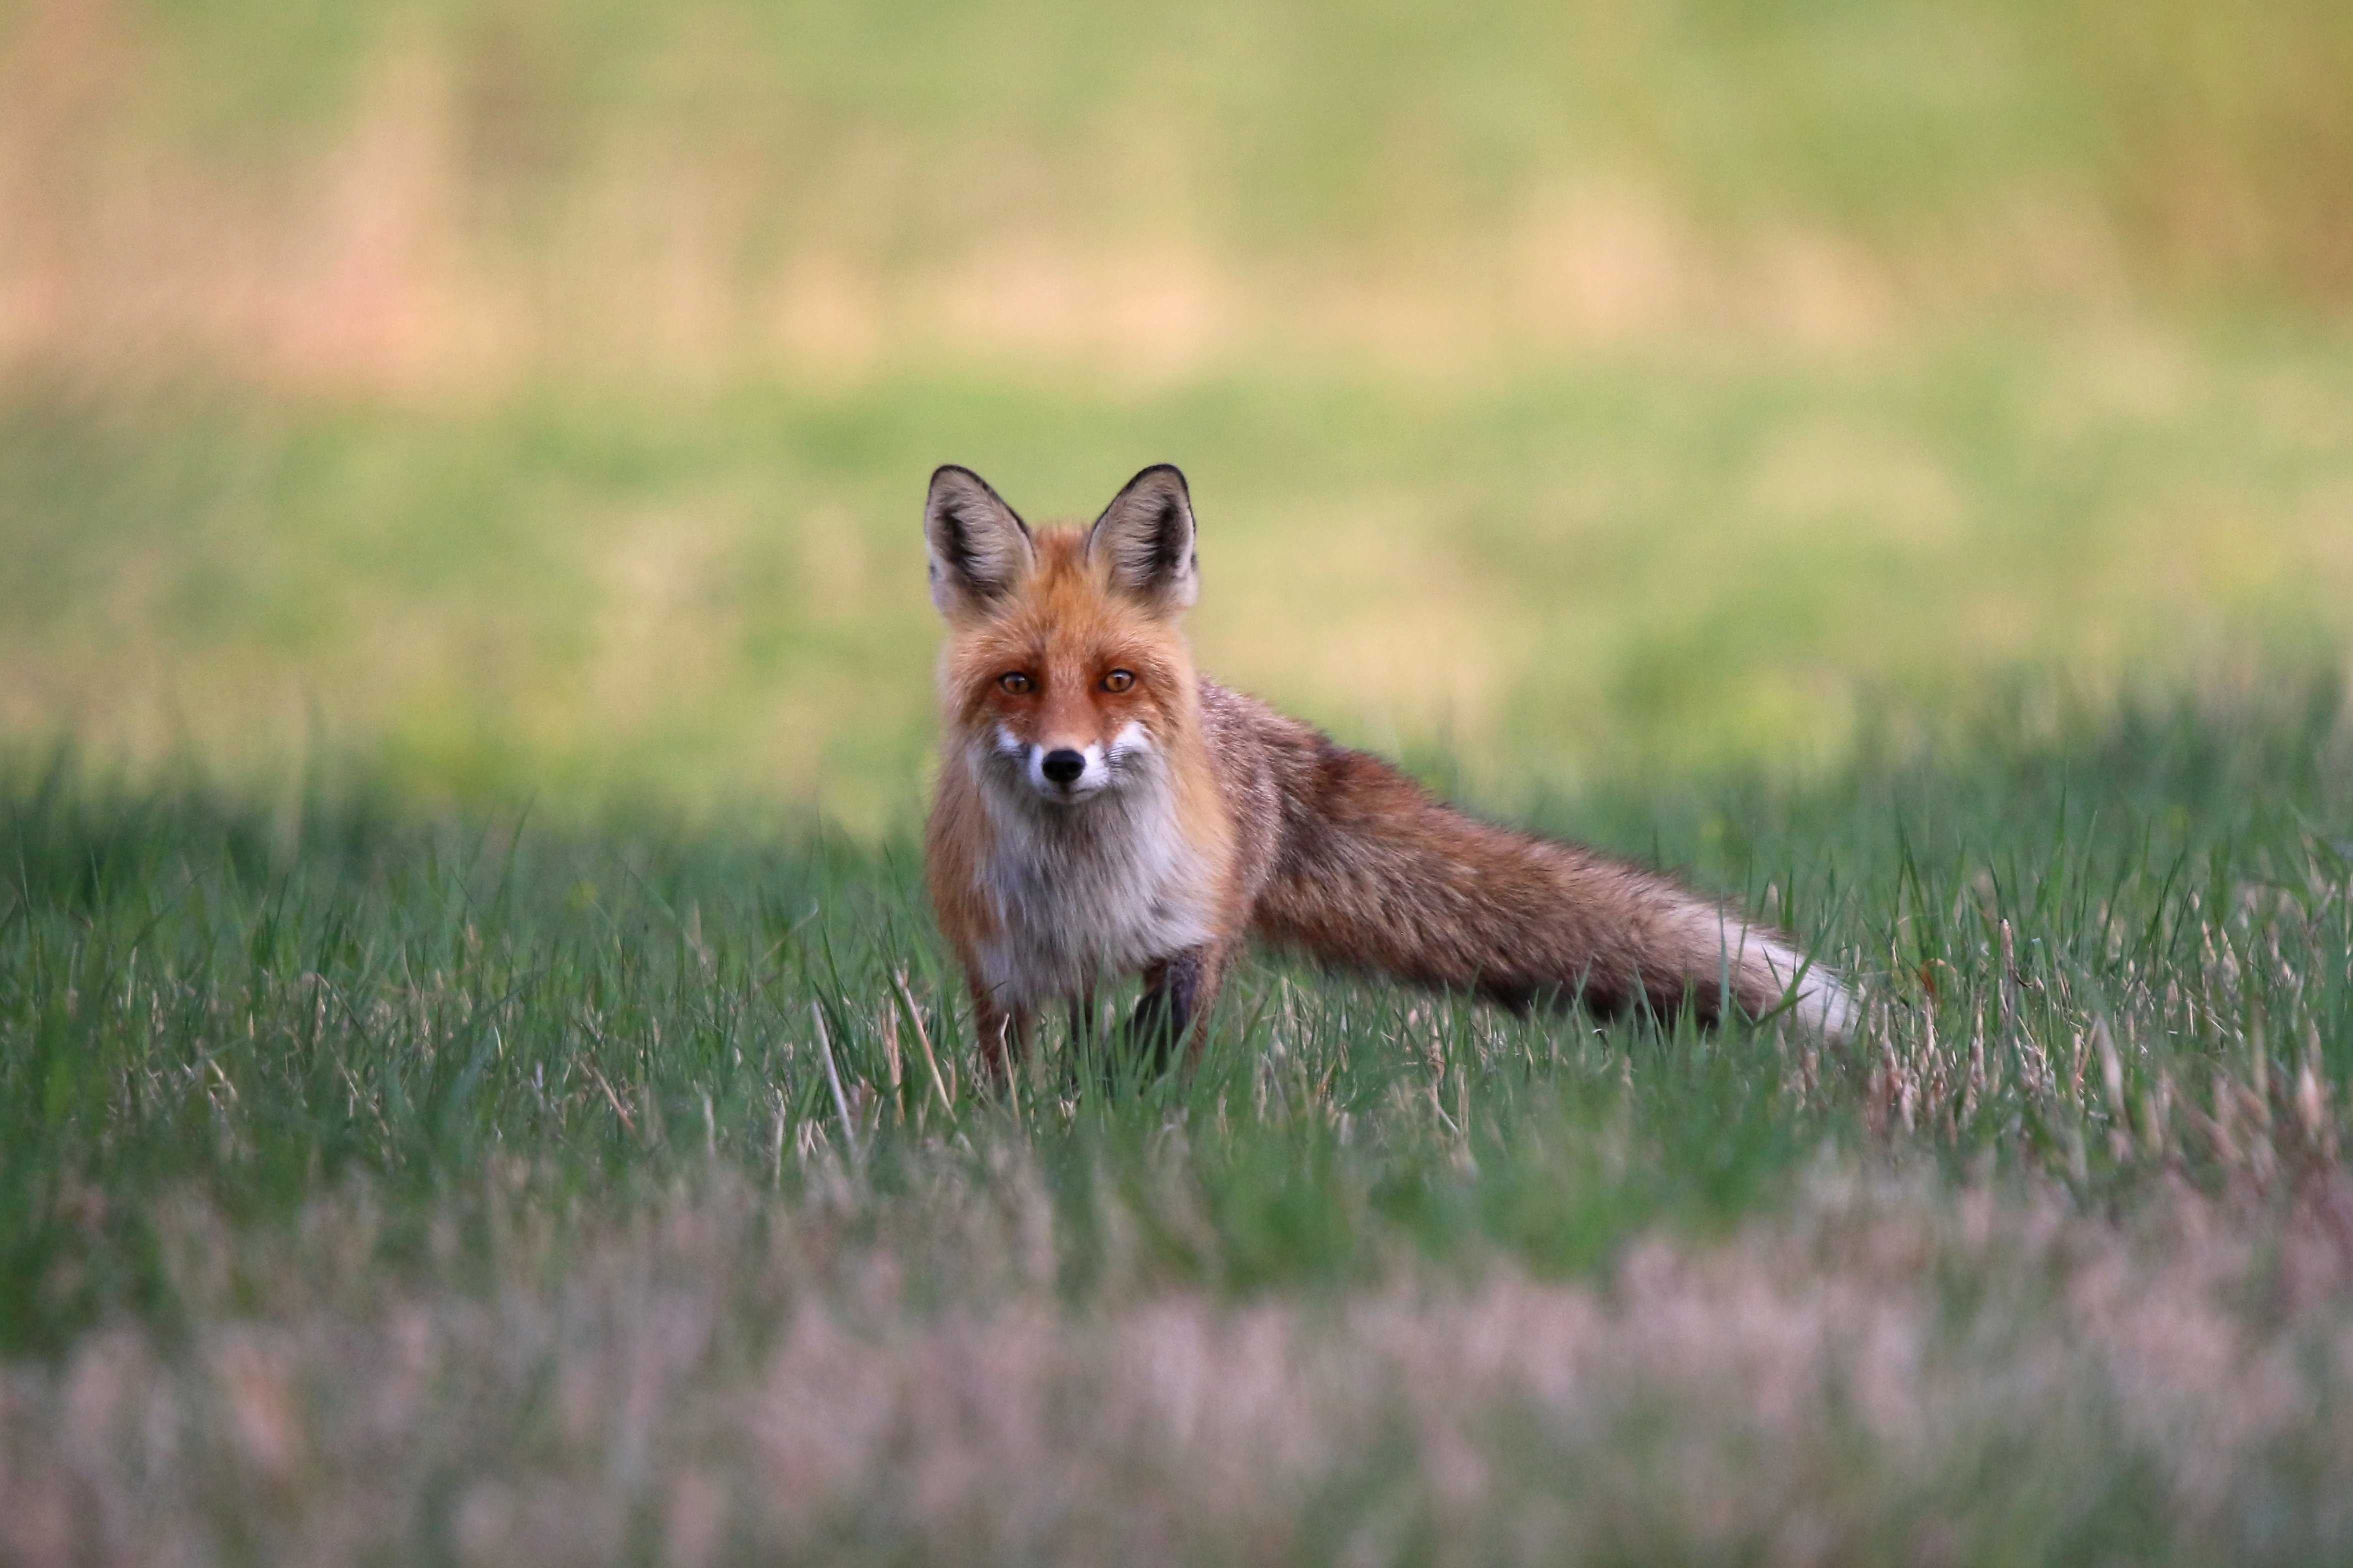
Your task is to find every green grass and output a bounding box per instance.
[5,679,2352,1560]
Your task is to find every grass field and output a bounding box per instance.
[4,671,2353,1563]
[11,0,2353,1559]
[6,328,2353,1562]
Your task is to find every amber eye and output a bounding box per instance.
[1100,669,1136,694]
[998,672,1034,694]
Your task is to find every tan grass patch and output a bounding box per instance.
[0,5,2257,393]
[4,1168,2350,1565]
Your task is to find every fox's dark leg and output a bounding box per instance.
[1068,987,1098,1050]
[1128,944,1228,1071]
[971,989,1034,1085]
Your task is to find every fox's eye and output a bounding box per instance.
[1100,669,1136,694]
[998,672,1033,694]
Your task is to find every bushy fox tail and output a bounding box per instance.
[1250,751,1857,1042]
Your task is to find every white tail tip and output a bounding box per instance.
[1756,935,1858,1045]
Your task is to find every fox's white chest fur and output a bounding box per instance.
[970,745,1216,1009]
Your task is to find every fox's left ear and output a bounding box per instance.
[1088,464,1198,611]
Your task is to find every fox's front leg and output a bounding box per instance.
[1128,944,1228,1070]
[970,989,1034,1084]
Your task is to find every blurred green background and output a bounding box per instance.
[4,0,2352,824]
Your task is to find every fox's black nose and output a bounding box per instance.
[1040,749,1087,786]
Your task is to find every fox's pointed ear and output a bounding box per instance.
[924,465,1033,616]
[1088,464,1198,611]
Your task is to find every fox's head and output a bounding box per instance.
[925,464,1201,807]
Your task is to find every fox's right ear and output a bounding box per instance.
[924,465,1033,616]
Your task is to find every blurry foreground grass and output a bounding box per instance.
[4,679,2353,1561]
[8,323,2353,825]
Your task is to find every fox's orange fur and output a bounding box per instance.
[921,463,1856,1074]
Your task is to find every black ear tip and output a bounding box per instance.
[929,463,982,491]
[1126,462,1188,494]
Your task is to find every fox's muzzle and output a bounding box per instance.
[990,722,1159,804]
[994,726,1110,801]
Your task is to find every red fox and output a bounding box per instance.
[922,463,1858,1073]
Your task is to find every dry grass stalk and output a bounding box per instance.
[4,1166,2351,1566]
